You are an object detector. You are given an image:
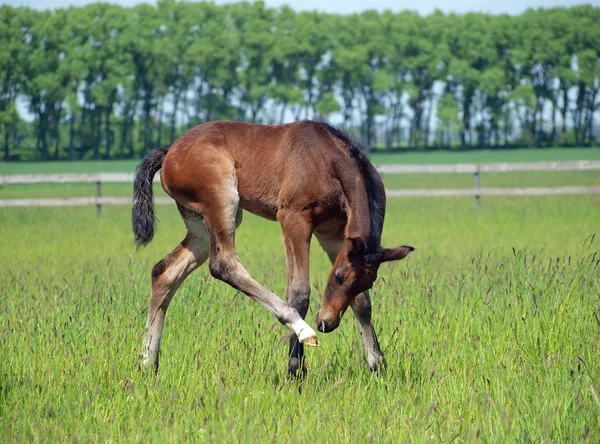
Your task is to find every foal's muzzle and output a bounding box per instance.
[315,310,340,333]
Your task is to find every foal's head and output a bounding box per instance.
[316,237,414,333]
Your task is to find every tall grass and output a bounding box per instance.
[1,196,599,441]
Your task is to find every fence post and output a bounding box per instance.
[96,181,102,217]
[474,165,481,208]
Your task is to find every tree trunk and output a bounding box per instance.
[460,91,473,148]
[341,78,354,127]
[587,89,597,146]
[40,127,48,161]
[363,87,374,148]
[53,108,61,160]
[409,103,422,148]
[105,110,112,159]
[304,67,315,119]
[53,111,60,160]
[423,93,434,149]
[389,96,401,148]
[292,105,303,121]
[279,101,287,124]
[171,91,180,144]
[550,100,557,145]
[4,130,9,161]
[127,115,134,157]
[92,111,100,160]
[156,101,163,149]
[538,97,545,147]
[143,106,152,155]
[68,112,75,160]
[561,86,569,136]
[54,135,60,160]
[250,103,260,122]
[120,112,128,159]
[78,108,86,160]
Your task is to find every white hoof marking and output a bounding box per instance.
[292,320,320,347]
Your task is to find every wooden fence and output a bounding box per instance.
[1,160,599,213]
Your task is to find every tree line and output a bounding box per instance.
[0,1,599,161]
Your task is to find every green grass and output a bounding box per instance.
[1,195,599,441]
[370,147,600,165]
[1,147,599,176]
[0,159,141,175]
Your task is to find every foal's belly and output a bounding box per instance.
[239,196,278,221]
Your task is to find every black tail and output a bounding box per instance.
[132,148,168,247]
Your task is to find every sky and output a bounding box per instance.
[2,0,596,16]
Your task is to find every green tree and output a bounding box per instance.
[127,4,167,155]
[1,4,599,160]
[22,9,73,160]
[571,6,600,145]
[435,93,461,148]
[78,4,132,159]
[0,5,26,160]
[229,1,275,122]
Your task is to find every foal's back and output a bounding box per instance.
[160,120,352,220]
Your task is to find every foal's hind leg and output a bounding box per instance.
[141,209,209,371]
[278,209,313,377]
[316,234,385,371]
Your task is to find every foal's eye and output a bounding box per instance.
[334,267,344,285]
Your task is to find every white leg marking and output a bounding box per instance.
[290,318,320,346]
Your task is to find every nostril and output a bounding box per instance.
[316,310,338,333]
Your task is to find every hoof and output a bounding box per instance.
[288,357,307,378]
[138,354,158,374]
[298,327,320,347]
[301,334,320,347]
[367,355,387,373]
[138,354,148,371]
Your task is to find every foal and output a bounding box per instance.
[133,120,413,376]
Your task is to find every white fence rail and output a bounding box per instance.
[377,160,600,174]
[0,172,136,185]
[1,160,599,212]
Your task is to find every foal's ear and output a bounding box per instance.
[345,237,367,257]
[380,245,415,263]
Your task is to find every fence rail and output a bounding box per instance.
[1,160,599,211]
[0,172,136,185]
[0,197,175,208]
[377,160,600,174]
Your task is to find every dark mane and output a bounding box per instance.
[317,122,385,259]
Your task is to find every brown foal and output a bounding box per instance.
[132,120,413,376]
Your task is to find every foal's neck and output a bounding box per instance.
[319,121,386,256]
[342,165,384,255]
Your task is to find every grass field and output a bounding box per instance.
[1,193,599,441]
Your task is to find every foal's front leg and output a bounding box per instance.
[351,291,386,371]
[202,192,318,348]
[209,242,319,347]
[278,209,313,377]
[316,234,386,372]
